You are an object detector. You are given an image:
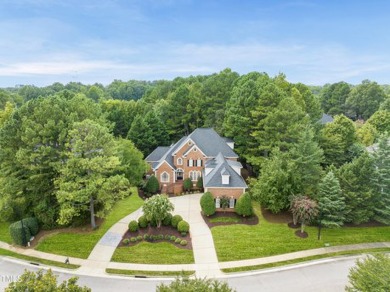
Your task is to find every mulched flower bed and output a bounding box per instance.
[119,225,192,250]
[295,230,308,238]
[287,222,300,229]
[202,211,258,228]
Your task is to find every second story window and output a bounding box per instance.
[177,158,183,165]
[188,159,193,167]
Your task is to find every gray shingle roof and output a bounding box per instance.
[320,113,334,124]
[146,146,171,162]
[204,153,247,188]
[187,128,238,158]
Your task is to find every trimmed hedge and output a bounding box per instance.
[171,215,183,228]
[22,217,39,236]
[177,220,190,233]
[235,193,253,217]
[9,221,31,246]
[128,220,139,232]
[180,240,187,246]
[200,192,216,216]
[144,175,159,194]
[138,215,148,228]
[162,213,172,226]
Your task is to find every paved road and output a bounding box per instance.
[0,255,359,291]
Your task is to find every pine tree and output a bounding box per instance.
[289,126,324,195]
[317,171,345,228]
[372,135,390,224]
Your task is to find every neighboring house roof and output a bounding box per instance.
[187,128,238,158]
[146,146,171,162]
[203,153,247,189]
[320,113,334,124]
[366,138,390,153]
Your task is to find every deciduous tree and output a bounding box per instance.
[142,194,174,228]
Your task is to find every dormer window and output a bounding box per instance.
[222,174,230,185]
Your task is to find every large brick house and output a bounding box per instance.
[146,128,247,208]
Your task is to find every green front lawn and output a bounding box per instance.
[106,269,194,277]
[111,242,194,264]
[212,203,390,262]
[0,222,12,243]
[36,188,143,259]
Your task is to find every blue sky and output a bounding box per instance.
[0,0,389,86]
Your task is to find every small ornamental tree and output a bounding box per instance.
[142,194,174,228]
[346,253,390,292]
[220,195,229,211]
[5,269,91,292]
[200,192,216,216]
[156,276,235,292]
[144,175,159,195]
[290,196,318,234]
[235,193,253,217]
[183,178,192,192]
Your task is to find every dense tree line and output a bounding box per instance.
[0,69,389,229]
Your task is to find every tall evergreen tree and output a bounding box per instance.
[317,171,345,228]
[338,153,376,224]
[372,135,390,224]
[289,126,324,195]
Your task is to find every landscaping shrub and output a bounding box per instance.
[162,213,172,226]
[200,192,216,216]
[180,240,188,246]
[235,193,253,217]
[220,195,229,210]
[158,234,164,240]
[177,220,190,234]
[181,232,187,237]
[136,235,142,241]
[22,217,39,236]
[150,219,158,227]
[130,237,137,243]
[9,221,31,246]
[171,215,183,228]
[183,178,192,191]
[170,236,176,241]
[128,220,139,232]
[144,175,159,194]
[165,234,171,240]
[196,176,203,189]
[175,238,181,244]
[122,238,130,245]
[143,234,150,240]
[138,215,148,228]
[152,235,159,241]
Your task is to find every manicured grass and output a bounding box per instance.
[212,203,390,262]
[209,217,241,223]
[106,268,194,277]
[0,248,79,269]
[0,222,12,244]
[222,248,390,273]
[111,242,194,264]
[36,188,143,259]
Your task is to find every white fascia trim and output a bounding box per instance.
[182,144,207,157]
[172,137,196,156]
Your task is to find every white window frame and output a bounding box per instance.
[196,159,202,167]
[190,170,201,181]
[188,159,193,167]
[160,171,170,183]
[177,157,183,165]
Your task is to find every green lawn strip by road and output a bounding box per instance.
[111,242,194,264]
[106,268,194,277]
[222,247,390,273]
[0,248,79,269]
[0,222,12,244]
[212,203,390,262]
[36,187,143,259]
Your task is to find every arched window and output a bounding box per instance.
[189,170,201,181]
[161,172,169,183]
[177,157,183,165]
